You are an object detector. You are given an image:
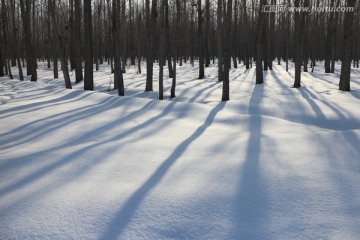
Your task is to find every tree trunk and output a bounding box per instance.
[205,0,210,67]
[171,0,181,98]
[197,0,204,79]
[222,0,232,101]
[48,0,72,89]
[113,0,124,95]
[74,0,83,83]
[19,0,37,81]
[256,0,265,84]
[339,0,358,91]
[11,0,23,80]
[293,0,302,88]
[159,0,166,100]
[84,0,93,90]
[331,0,340,73]
[69,0,76,71]
[217,0,223,82]
[165,0,173,78]
[145,0,157,91]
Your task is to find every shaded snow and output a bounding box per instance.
[1,61,360,239]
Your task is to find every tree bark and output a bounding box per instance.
[145,0,157,91]
[113,0,124,95]
[217,0,223,82]
[74,0,83,83]
[19,0,37,81]
[159,0,166,100]
[48,0,72,89]
[339,0,358,91]
[222,0,232,101]
[84,0,93,90]
[293,0,302,88]
[256,0,265,84]
[171,0,181,98]
[197,0,205,79]
[11,0,23,80]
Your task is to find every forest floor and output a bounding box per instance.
[1,61,360,239]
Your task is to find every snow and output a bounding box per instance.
[1,61,360,239]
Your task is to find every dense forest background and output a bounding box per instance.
[0,0,359,101]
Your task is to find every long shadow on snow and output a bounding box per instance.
[299,87,360,130]
[100,102,226,240]
[0,95,125,150]
[232,83,270,239]
[0,90,92,119]
[0,100,171,197]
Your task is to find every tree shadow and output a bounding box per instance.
[100,102,226,239]
[233,84,270,238]
[0,99,172,198]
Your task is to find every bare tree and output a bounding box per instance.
[74,0,83,83]
[171,0,181,98]
[84,0,93,90]
[48,0,72,89]
[19,0,37,81]
[222,0,233,101]
[159,0,166,100]
[113,0,124,95]
[339,0,358,91]
[256,0,265,84]
[293,0,302,88]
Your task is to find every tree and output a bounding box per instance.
[19,0,37,81]
[222,0,233,101]
[293,0,302,88]
[217,0,223,82]
[339,0,358,91]
[159,0,166,100]
[171,0,181,98]
[48,0,72,89]
[145,0,158,92]
[74,0,83,83]
[255,0,265,84]
[113,0,124,95]
[84,0,93,90]
[10,0,23,80]
[197,0,205,79]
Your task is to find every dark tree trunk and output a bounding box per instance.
[113,0,124,95]
[339,0,358,91]
[331,0,340,73]
[165,0,173,78]
[256,0,265,84]
[222,0,232,101]
[74,0,83,83]
[217,0,223,82]
[145,0,157,91]
[84,0,93,90]
[19,0,37,81]
[48,0,72,89]
[11,0,23,80]
[205,0,210,67]
[293,0,302,88]
[171,0,181,98]
[69,0,76,71]
[197,0,204,79]
[159,0,166,100]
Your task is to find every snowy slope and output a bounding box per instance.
[1,62,360,239]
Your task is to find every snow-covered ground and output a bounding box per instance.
[1,61,360,239]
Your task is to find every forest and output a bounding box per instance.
[1,1,360,239]
[1,0,359,101]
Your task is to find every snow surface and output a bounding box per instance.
[1,61,360,239]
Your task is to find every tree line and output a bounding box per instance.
[0,0,359,101]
